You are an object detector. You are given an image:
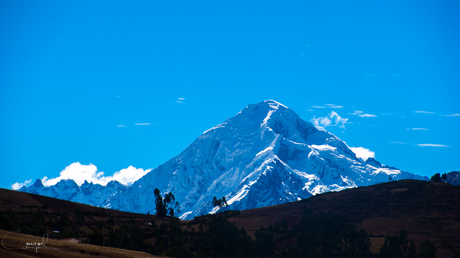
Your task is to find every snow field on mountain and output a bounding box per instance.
[20,100,428,220]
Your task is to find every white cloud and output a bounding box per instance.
[350,110,376,117]
[11,182,23,190]
[109,166,152,186]
[311,111,348,129]
[391,142,449,148]
[359,114,377,117]
[444,113,460,117]
[417,144,450,147]
[312,104,343,109]
[326,104,343,108]
[117,125,126,128]
[176,97,185,103]
[406,128,428,131]
[135,123,151,126]
[311,116,331,127]
[415,111,435,114]
[36,162,152,187]
[350,147,375,161]
[11,179,32,190]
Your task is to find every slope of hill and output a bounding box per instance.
[19,100,427,219]
[3,179,460,257]
[0,229,162,258]
[227,179,460,256]
[0,188,165,257]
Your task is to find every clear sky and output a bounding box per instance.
[1,0,459,189]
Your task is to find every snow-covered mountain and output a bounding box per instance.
[20,100,427,219]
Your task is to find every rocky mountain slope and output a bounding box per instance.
[445,171,460,186]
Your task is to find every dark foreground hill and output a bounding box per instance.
[2,179,460,257]
[228,179,460,256]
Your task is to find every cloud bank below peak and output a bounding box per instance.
[350,147,375,161]
[12,162,152,189]
[11,179,32,191]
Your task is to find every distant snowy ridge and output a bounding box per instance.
[13,163,151,189]
[20,100,428,219]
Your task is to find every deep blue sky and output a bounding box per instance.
[1,0,459,189]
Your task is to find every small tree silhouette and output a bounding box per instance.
[430,173,442,183]
[154,188,179,217]
[212,196,228,209]
[441,173,447,182]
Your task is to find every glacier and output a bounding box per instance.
[20,100,428,220]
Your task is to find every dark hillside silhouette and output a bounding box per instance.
[1,179,460,257]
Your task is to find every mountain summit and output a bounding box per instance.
[20,100,426,219]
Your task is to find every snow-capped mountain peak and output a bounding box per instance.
[20,100,427,219]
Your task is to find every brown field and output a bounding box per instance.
[0,230,163,258]
[2,179,460,257]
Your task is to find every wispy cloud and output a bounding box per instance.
[311,111,348,129]
[444,113,460,117]
[417,144,450,147]
[406,128,428,131]
[12,162,153,189]
[326,104,343,108]
[176,97,185,103]
[415,111,435,114]
[350,147,375,161]
[390,142,408,145]
[135,123,152,126]
[312,104,343,109]
[350,110,377,117]
[359,114,377,117]
[117,125,126,128]
[390,142,450,147]
[11,179,32,190]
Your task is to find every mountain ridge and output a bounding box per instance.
[20,100,428,219]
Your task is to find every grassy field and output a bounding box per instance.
[0,229,164,258]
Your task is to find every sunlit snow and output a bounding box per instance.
[18,100,427,220]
